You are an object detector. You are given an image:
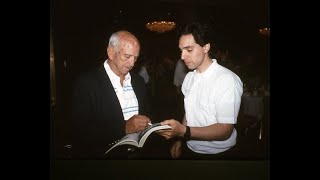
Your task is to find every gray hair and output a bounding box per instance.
[108,32,120,50]
[108,31,140,52]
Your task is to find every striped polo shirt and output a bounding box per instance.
[104,60,139,120]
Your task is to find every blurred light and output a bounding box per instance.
[146,21,176,33]
[259,27,270,37]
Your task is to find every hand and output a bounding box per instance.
[158,119,185,140]
[125,115,151,134]
[170,140,182,159]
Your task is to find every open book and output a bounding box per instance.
[105,123,172,155]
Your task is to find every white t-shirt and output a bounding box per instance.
[182,59,243,154]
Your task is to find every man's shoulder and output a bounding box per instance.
[184,71,194,79]
[73,64,104,85]
[131,72,144,83]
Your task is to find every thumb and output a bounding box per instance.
[160,120,170,125]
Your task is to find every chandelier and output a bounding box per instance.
[146,21,176,33]
[259,27,270,37]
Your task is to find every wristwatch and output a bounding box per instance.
[184,125,191,141]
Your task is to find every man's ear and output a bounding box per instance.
[107,46,114,60]
[204,43,210,53]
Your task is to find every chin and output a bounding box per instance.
[186,65,194,69]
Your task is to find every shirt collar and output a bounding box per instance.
[104,60,131,86]
[193,59,217,78]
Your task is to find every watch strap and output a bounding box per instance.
[184,125,191,141]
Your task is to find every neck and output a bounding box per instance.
[197,57,213,73]
[107,60,125,86]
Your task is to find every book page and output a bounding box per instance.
[105,132,140,155]
[105,123,172,155]
[138,123,172,147]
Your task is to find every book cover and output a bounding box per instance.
[105,123,172,155]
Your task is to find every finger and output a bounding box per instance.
[171,150,176,158]
[165,135,171,140]
[155,131,164,135]
[140,118,150,125]
[173,146,180,159]
[172,147,178,158]
[155,129,167,133]
[160,120,167,125]
[139,123,148,131]
[162,119,175,125]
[137,121,147,127]
[143,124,149,130]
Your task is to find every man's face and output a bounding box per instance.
[109,38,140,77]
[179,34,206,70]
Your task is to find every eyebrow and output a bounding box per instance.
[117,51,135,56]
[124,53,138,58]
[180,45,193,50]
[121,53,139,61]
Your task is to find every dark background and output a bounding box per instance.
[51,0,269,78]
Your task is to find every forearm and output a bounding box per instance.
[189,123,234,141]
[181,115,186,126]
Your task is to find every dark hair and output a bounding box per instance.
[179,22,217,58]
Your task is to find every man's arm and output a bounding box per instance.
[161,118,234,141]
[188,123,234,141]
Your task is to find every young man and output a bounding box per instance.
[159,22,243,160]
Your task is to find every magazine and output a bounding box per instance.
[105,123,172,155]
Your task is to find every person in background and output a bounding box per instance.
[132,54,150,84]
[71,30,152,159]
[138,64,149,84]
[173,58,188,90]
[158,22,243,160]
[173,58,188,120]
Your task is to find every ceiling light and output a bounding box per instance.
[146,21,176,33]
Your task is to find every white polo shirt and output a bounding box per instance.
[182,59,243,154]
[104,60,139,120]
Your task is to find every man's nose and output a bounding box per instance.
[181,51,187,60]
